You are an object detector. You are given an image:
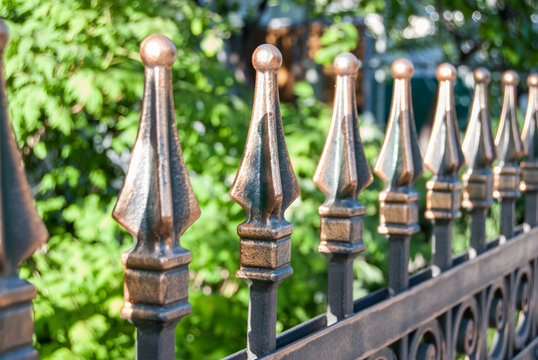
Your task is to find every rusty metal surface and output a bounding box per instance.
[373,58,423,296]
[423,63,464,271]
[521,74,538,226]
[494,70,525,238]
[0,19,48,360]
[112,34,200,360]
[461,68,496,253]
[230,44,300,359]
[313,52,372,324]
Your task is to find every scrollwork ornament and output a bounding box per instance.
[452,296,480,359]
[512,264,534,350]
[486,278,510,359]
[408,319,446,360]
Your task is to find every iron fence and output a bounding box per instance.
[1,21,538,360]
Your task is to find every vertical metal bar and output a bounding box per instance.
[469,208,488,254]
[374,58,423,297]
[387,235,410,295]
[462,68,497,254]
[493,70,524,239]
[112,34,201,360]
[0,20,49,359]
[313,53,372,324]
[500,198,516,238]
[521,74,538,228]
[431,220,453,270]
[423,63,464,272]
[247,281,278,356]
[230,44,300,359]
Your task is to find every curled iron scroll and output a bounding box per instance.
[513,264,534,350]
[452,296,480,359]
[408,319,446,360]
[486,278,510,359]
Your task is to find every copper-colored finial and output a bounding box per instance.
[113,34,200,333]
[501,70,519,86]
[314,52,372,322]
[231,44,299,235]
[391,58,414,80]
[374,58,423,236]
[139,34,177,67]
[462,68,496,182]
[374,58,423,189]
[424,63,464,221]
[493,70,525,200]
[0,19,48,276]
[473,68,491,84]
[230,44,299,357]
[520,74,538,193]
[252,44,282,72]
[314,52,372,212]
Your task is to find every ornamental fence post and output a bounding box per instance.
[113,34,200,360]
[0,19,49,360]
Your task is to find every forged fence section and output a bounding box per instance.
[1,19,538,360]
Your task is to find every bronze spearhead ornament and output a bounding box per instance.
[313,52,372,254]
[230,44,300,283]
[113,34,200,321]
[493,70,525,199]
[374,58,423,235]
[0,20,48,277]
[462,68,497,209]
[424,63,464,220]
[521,74,538,192]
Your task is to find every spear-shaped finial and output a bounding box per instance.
[462,68,496,252]
[313,52,372,323]
[423,63,464,270]
[0,18,48,360]
[230,44,300,358]
[521,74,538,226]
[374,58,423,295]
[493,70,525,237]
[0,20,48,277]
[112,34,200,360]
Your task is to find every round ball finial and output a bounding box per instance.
[436,63,456,81]
[0,20,8,53]
[502,70,519,86]
[333,52,359,76]
[140,34,177,67]
[391,58,414,80]
[252,44,282,72]
[528,74,538,87]
[473,68,491,84]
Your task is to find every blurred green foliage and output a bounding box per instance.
[0,0,529,359]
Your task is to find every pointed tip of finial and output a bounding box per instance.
[473,68,491,84]
[0,19,8,53]
[252,44,282,72]
[528,74,538,87]
[391,58,413,80]
[436,63,456,82]
[502,70,519,86]
[333,52,359,76]
[140,34,177,67]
